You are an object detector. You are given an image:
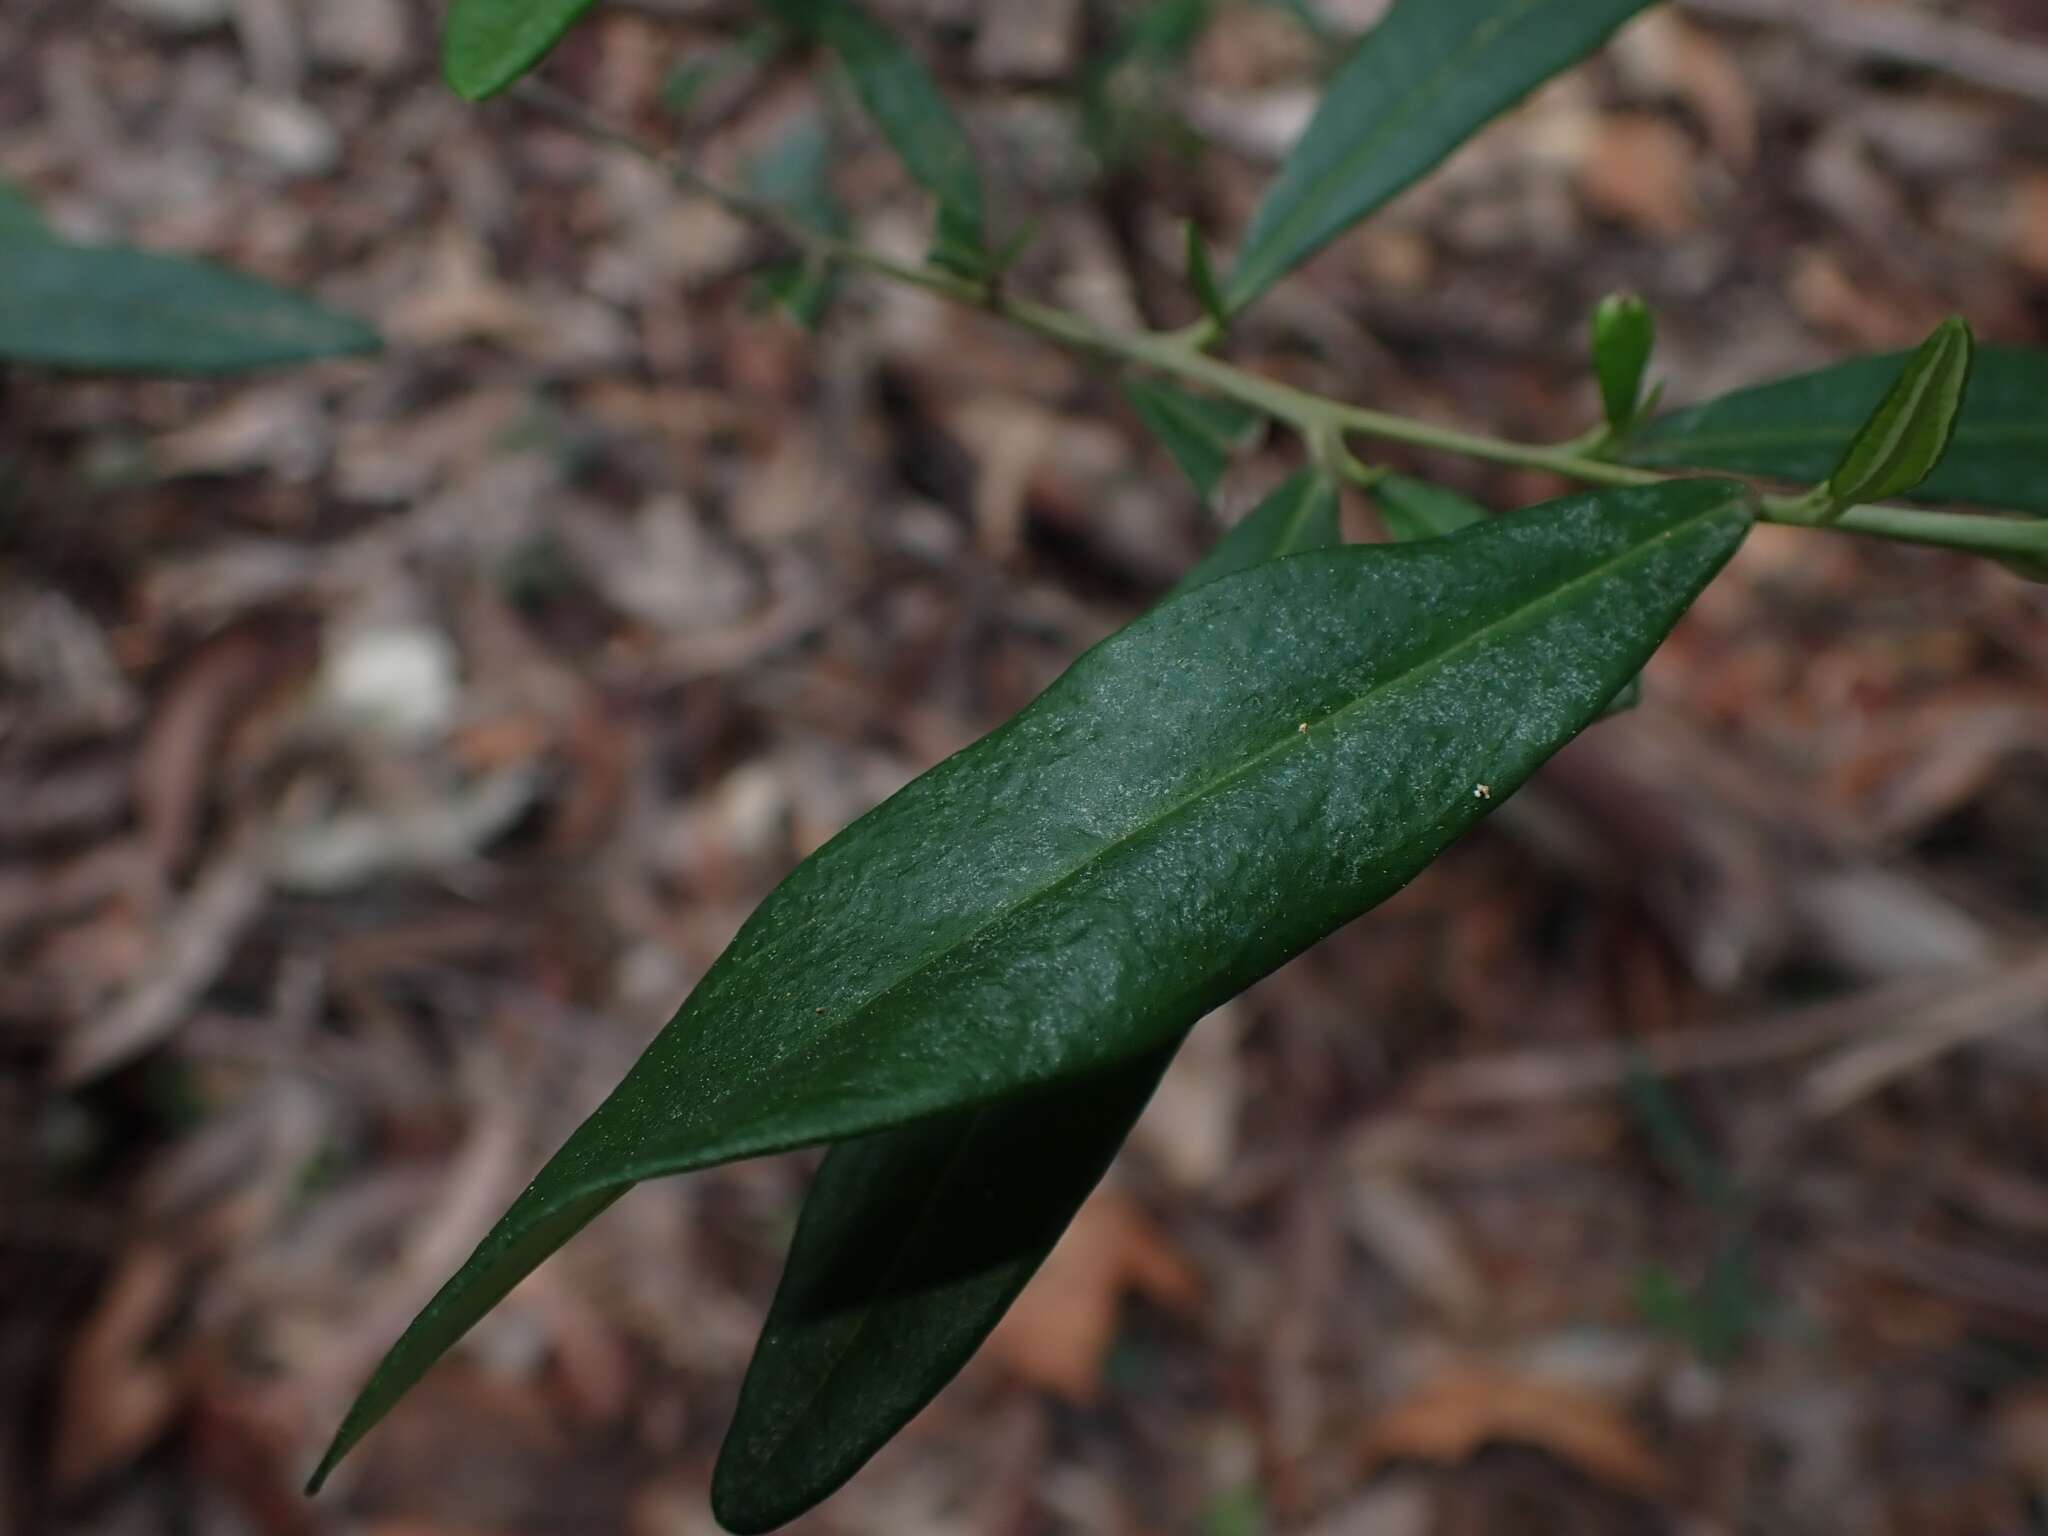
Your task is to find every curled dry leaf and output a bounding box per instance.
[1359,1362,1667,1497]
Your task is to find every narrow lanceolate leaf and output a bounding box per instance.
[1593,293,1655,434]
[443,0,593,99]
[712,470,1343,1535]
[0,241,379,374]
[1125,378,1266,501]
[1823,316,1973,512]
[1373,473,1489,542]
[1225,0,1658,311]
[770,0,986,277]
[716,1050,1178,1534]
[309,479,1753,1503]
[1628,342,2048,515]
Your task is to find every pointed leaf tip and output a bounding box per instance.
[0,240,378,373]
[1226,0,1660,310]
[1824,316,1975,512]
[443,0,599,98]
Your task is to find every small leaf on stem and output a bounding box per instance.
[1372,474,1489,542]
[1823,315,1974,514]
[1593,292,1655,434]
[1124,378,1266,501]
[769,0,987,279]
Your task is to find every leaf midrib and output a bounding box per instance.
[1834,333,1959,499]
[580,491,1745,1201]
[1230,0,1544,303]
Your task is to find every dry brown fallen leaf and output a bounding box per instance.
[1358,1362,1667,1497]
[988,1184,1201,1405]
[1580,112,1703,238]
[51,1242,187,1491]
[2007,172,2048,279]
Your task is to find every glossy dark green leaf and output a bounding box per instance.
[1125,378,1266,500]
[1823,316,1973,512]
[1628,342,2048,514]
[0,239,379,374]
[1225,0,1657,311]
[1593,293,1654,433]
[770,0,985,277]
[309,479,1752,1503]
[1372,473,1489,542]
[443,0,593,99]
[710,471,1343,1536]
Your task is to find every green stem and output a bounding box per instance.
[515,83,2048,570]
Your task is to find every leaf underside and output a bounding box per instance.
[1628,344,2048,514]
[311,478,1753,1507]
[1124,378,1268,500]
[443,0,596,98]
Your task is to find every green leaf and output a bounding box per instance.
[1998,553,2048,584]
[1823,316,1973,512]
[770,0,986,278]
[1125,378,1266,500]
[1179,468,1342,589]
[714,1051,1174,1533]
[1372,475,1645,712]
[746,114,847,329]
[1226,0,1657,312]
[711,471,1343,1535]
[1593,293,1655,433]
[1186,222,1228,331]
[309,478,1752,1502]
[443,0,594,99]
[1080,0,1216,168]
[1372,473,1489,541]
[0,240,379,374]
[1628,341,2048,515]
